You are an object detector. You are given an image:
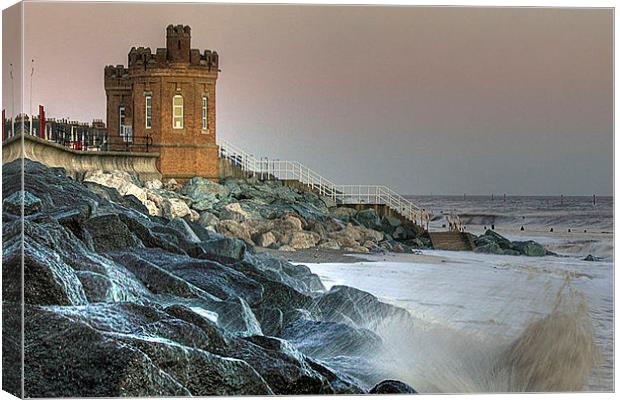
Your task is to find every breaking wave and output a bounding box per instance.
[372,278,599,393]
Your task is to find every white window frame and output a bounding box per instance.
[119,106,125,133]
[173,95,183,129]
[145,94,152,129]
[202,95,208,130]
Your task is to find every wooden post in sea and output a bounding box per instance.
[491,193,494,201]
[561,194,564,206]
[503,193,506,202]
[593,194,596,206]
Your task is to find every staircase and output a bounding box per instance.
[428,231,475,251]
[218,140,423,224]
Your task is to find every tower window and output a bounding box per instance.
[173,95,183,129]
[202,96,208,130]
[119,106,125,132]
[145,94,152,129]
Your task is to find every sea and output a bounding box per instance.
[306,195,613,393]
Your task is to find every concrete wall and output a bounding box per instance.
[3,134,162,181]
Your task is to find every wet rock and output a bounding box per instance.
[583,254,602,261]
[3,190,42,215]
[227,335,333,394]
[167,217,201,242]
[369,379,417,394]
[314,285,412,330]
[512,240,547,257]
[25,305,273,397]
[192,237,248,263]
[85,214,140,252]
[282,319,384,358]
[76,271,114,302]
[4,239,89,306]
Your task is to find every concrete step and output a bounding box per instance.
[428,231,473,251]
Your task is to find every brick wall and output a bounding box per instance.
[104,25,220,181]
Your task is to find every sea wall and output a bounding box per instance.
[2,134,162,181]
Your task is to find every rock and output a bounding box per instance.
[194,237,248,262]
[3,190,42,215]
[475,229,512,249]
[473,242,504,255]
[215,220,254,245]
[198,211,220,228]
[369,380,417,394]
[282,215,304,231]
[583,254,602,261]
[161,197,192,220]
[191,195,218,211]
[281,319,384,358]
[286,231,321,250]
[167,218,201,242]
[163,178,181,191]
[227,335,333,394]
[354,209,382,231]
[254,231,277,248]
[512,240,547,257]
[342,246,370,253]
[83,170,160,216]
[278,245,296,252]
[84,214,140,252]
[4,238,89,306]
[330,207,357,222]
[76,271,114,302]
[220,202,253,221]
[181,177,230,201]
[318,240,340,250]
[144,179,163,190]
[24,304,273,397]
[313,285,412,330]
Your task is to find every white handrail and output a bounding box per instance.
[218,139,422,224]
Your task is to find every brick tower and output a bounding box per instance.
[104,24,220,182]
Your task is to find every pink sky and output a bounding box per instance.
[2,3,613,195]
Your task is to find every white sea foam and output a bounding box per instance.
[306,249,613,392]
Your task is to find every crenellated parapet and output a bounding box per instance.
[121,24,219,72]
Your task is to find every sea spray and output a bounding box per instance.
[372,276,599,393]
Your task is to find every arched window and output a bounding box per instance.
[173,95,183,129]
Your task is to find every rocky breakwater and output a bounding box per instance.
[3,160,417,397]
[82,170,431,254]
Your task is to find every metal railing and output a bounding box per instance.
[218,139,422,224]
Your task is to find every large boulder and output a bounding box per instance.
[369,380,417,394]
[354,209,383,231]
[24,304,273,397]
[313,285,412,331]
[161,198,193,220]
[84,214,140,252]
[181,177,230,201]
[83,170,160,216]
[226,335,333,394]
[3,190,42,215]
[512,240,547,257]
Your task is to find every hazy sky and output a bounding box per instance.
[3,3,613,195]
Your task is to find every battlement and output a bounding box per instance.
[114,25,219,71]
[104,64,130,79]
